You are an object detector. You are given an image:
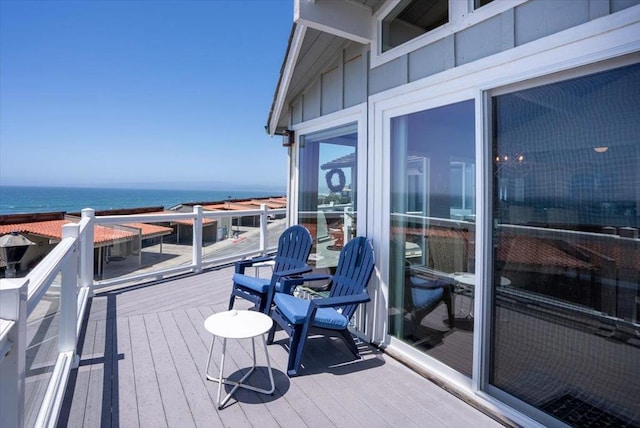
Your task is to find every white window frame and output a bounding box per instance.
[373,84,479,389]
[371,0,528,69]
[290,102,371,336]
[290,103,368,237]
[481,53,640,428]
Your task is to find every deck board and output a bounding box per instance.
[58,265,504,427]
[129,314,168,428]
[116,316,139,428]
[146,312,196,428]
[84,317,106,428]
[157,310,222,428]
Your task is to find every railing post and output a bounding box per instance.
[60,224,80,368]
[80,208,95,293]
[343,206,353,245]
[260,204,268,256]
[193,205,203,273]
[0,277,28,428]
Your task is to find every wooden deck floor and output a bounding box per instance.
[58,265,504,427]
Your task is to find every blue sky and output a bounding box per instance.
[0,0,292,191]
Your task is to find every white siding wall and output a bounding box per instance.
[302,80,321,122]
[293,42,368,125]
[321,65,342,115]
[408,35,454,82]
[289,0,639,125]
[344,52,366,108]
[514,0,590,46]
[455,12,514,66]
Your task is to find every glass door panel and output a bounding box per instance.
[298,123,358,274]
[490,63,640,426]
[388,100,476,377]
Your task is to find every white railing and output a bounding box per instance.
[0,218,89,428]
[92,204,284,290]
[0,204,283,427]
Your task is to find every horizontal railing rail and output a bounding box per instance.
[0,204,286,427]
[92,205,284,290]
[26,236,76,317]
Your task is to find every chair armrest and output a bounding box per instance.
[290,273,332,283]
[277,272,331,295]
[279,276,306,295]
[271,265,312,288]
[271,265,313,281]
[310,293,371,309]
[304,293,370,324]
[234,255,274,274]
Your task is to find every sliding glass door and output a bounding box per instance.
[490,62,640,426]
[388,100,476,377]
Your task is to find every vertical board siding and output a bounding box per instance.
[292,99,303,125]
[286,0,632,124]
[321,66,342,115]
[302,80,321,122]
[611,0,640,13]
[344,54,366,108]
[369,55,409,95]
[589,0,611,19]
[455,14,507,66]
[408,35,455,83]
[514,0,590,46]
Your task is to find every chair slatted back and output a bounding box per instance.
[273,225,313,272]
[329,237,375,320]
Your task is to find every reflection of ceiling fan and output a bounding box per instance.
[495,152,531,177]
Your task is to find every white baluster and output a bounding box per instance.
[60,224,79,368]
[193,205,203,273]
[0,277,29,428]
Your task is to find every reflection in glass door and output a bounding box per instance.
[388,100,476,377]
[298,123,358,275]
[490,63,640,426]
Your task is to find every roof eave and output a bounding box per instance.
[267,1,373,136]
[267,23,307,136]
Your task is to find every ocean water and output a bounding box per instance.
[0,185,284,215]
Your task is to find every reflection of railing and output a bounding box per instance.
[391,212,474,273]
[392,213,639,324]
[496,223,639,324]
[497,285,640,341]
[0,204,284,427]
[300,207,356,247]
[391,212,476,230]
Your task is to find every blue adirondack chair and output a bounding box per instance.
[268,237,375,377]
[229,225,313,314]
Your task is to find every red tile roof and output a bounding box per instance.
[201,197,287,212]
[0,220,172,246]
[124,222,174,239]
[141,211,217,227]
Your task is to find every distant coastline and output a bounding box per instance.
[0,185,285,215]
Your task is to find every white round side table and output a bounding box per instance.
[204,310,275,409]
